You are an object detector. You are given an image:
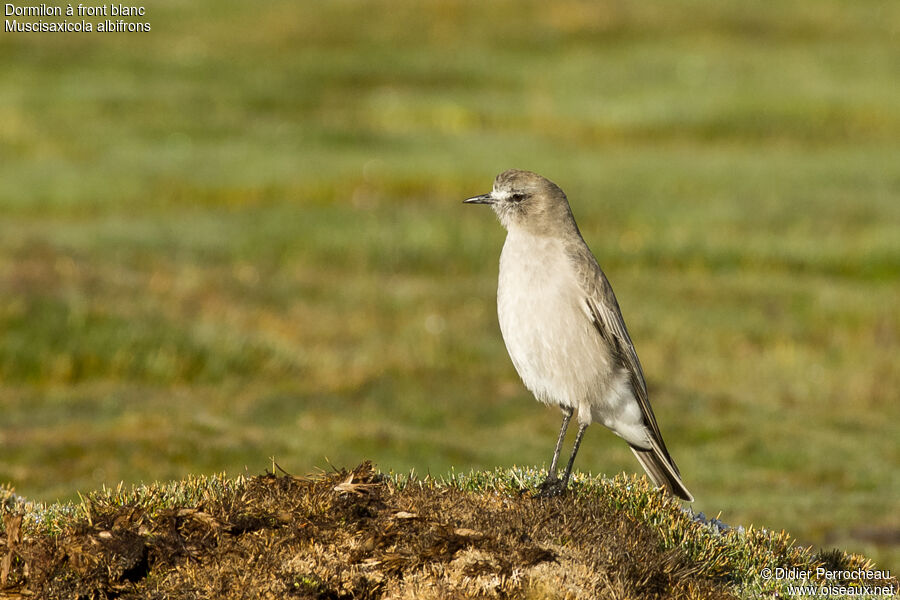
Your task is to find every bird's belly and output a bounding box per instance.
[497,236,613,411]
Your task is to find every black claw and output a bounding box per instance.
[533,477,568,498]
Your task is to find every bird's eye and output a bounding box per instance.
[510,193,526,202]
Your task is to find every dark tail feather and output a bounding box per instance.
[630,446,694,502]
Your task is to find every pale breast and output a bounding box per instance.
[497,230,615,412]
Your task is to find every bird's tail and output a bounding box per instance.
[630,445,694,502]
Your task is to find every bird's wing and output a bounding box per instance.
[571,243,673,462]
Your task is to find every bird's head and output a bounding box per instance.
[464,169,577,235]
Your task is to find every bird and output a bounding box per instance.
[464,169,693,501]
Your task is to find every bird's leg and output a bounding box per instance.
[547,406,573,479]
[535,407,573,497]
[559,423,588,487]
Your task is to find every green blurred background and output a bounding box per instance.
[1,0,898,568]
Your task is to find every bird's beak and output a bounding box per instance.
[463,193,495,205]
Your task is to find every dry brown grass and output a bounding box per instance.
[2,463,736,599]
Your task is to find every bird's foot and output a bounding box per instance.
[533,476,568,498]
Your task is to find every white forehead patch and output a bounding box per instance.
[491,188,511,201]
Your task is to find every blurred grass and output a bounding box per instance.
[1,0,898,570]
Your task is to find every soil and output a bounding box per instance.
[1,463,734,599]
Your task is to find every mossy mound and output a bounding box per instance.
[1,463,895,599]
